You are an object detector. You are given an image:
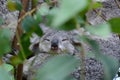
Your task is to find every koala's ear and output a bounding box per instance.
[71,36,82,47]
[68,29,82,46]
[29,33,40,53]
[39,23,53,34]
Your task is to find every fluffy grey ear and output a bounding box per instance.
[68,29,83,46]
[29,33,40,53]
[71,36,82,46]
[39,23,53,34]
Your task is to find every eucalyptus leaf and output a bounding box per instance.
[84,37,119,80]
[0,64,13,80]
[36,54,79,80]
[64,75,77,80]
[18,33,32,60]
[22,16,43,36]
[52,0,87,27]
[0,29,11,56]
[0,17,4,25]
[51,19,76,31]
[37,3,49,16]
[92,2,103,9]
[86,23,111,38]
[32,0,39,7]
[99,53,119,80]
[3,63,14,72]
[7,0,22,11]
[108,18,120,34]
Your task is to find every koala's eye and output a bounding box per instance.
[62,39,68,41]
[44,39,50,41]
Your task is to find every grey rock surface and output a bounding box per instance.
[87,0,120,25]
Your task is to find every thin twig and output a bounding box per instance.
[0,58,3,65]
[75,18,85,80]
[16,30,26,60]
[12,0,30,80]
[93,9,107,22]
[18,8,36,23]
[80,44,86,80]
[114,0,120,9]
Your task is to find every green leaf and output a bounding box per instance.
[52,0,87,27]
[50,19,76,31]
[86,23,111,38]
[34,3,49,23]
[92,2,103,9]
[99,53,119,80]
[37,3,49,16]
[0,29,12,57]
[79,0,92,21]
[7,0,22,11]
[0,64,13,80]
[64,75,76,80]
[36,54,79,80]
[84,37,119,80]
[59,20,76,31]
[32,0,39,7]
[22,16,43,36]
[108,18,120,34]
[3,63,14,72]
[44,0,50,3]
[34,12,42,23]
[18,33,32,60]
[0,17,4,25]
[10,55,23,66]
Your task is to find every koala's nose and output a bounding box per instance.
[51,39,58,50]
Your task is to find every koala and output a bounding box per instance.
[30,24,81,55]
[39,30,75,54]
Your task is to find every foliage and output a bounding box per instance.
[85,23,111,38]
[0,28,12,57]
[108,18,120,34]
[0,0,119,80]
[0,17,4,25]
[0,64,14,80]
[7,0,22,11]
[36,54,79,80]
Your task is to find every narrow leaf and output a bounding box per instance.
[108,18,120,34]
[0,64,13,80]
[7,0,22,11]
[52,0,87,27]
[36,54,79,80]
[84,37,119,80]
[22,16,43,36]
[86,23,111,38]
[0,17,4,25]
[0,29,12,56]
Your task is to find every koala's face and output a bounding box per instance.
[39,31,75,54]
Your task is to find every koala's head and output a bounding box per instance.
[39,30,75,54]
[30,24,81,54]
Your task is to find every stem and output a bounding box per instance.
[93,9,107,22]
[16,30,26,60]
[75,18,85,80]
[114,0,120,9]
[0,58,3,65]
[12,0,30,80]
[80,44,86,80]
[16,64,23,80]
[18,8,36,23]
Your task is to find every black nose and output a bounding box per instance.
[51,39,58,50]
